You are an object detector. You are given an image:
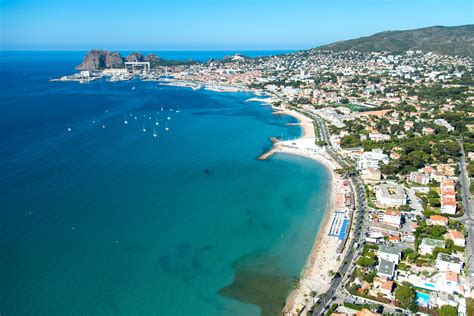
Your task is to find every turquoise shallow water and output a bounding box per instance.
[0,52,329,315]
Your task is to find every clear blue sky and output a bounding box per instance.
[1,0,473,50]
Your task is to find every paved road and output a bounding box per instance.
[405,188,424,215]
[457,139,474,284]
[300,113,368,315]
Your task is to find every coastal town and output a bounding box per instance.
[58,47,474,315]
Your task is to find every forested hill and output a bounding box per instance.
[316,25,474,57]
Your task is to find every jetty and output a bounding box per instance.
[257,137,280,160]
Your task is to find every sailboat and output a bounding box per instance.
[132,86,136,91]
[67,121,71,132]
[155,117,159,126]
[161,105,164,111]
[124,116,128,124]
[153,128,158,138]
[142,123,147,132]
[165,122,170,131]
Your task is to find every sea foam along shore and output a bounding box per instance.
[249,98,349,315]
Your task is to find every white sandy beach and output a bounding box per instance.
[261,108,351,315]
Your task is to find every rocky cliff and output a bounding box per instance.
[76,50,166,70]
[76,50,125,71]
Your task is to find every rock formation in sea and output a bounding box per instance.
[76,49,125,70]
[125,52,145,62]
[145,54,161,62]
[76,50,168,70]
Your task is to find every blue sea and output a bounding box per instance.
[0,51,329,315]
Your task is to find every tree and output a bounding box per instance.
[395,285,415,309]
[402,248,414,259]
[439,305,458,316]
[357,255,376,267]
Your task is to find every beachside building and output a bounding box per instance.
[380,209,402,228]
[419,238,445,256]
[356,149,389,170]
[375,183,407,206]
[361,167,381,181]
[124,61,150,74]
[377,258,396,280]
[409,171,430,185]
[436,253,463,273]
[444,229,466,247]
[377,244,402,264]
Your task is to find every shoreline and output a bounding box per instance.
[55,75,347,314]
[256,103,349,315]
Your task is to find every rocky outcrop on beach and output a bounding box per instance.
[76,50,124,71]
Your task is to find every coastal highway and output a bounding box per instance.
[276,103,370,314]
[457,139,474,286]
[300,111,368,315]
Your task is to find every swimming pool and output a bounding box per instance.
[416,292,430,307]
[424,282,435,288]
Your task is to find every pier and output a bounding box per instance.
[257,137,280,160]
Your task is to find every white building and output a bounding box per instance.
[378,244,402,264]
[434,119,455,132]
[437,271,462,295]
[441,196,457,215]
[369,132,391,142]
[375,183,407,206]
[356,149,389,170]
[444,230,466,247]
[436,253,463,273]
[381,209,402,228]
[409,171,430,185]
[377,258,396,280]
[419,238,445,256]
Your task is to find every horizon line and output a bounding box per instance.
[0,47,310,52]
